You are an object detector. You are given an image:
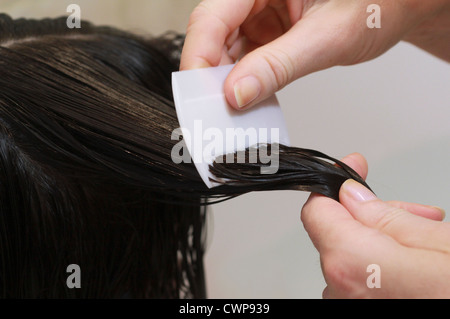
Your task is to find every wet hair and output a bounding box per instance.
[0,14,371,298]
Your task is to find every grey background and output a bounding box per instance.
[2,0,449,298]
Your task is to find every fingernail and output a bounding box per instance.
[181,59,212,71]
[233,76,261,108]
[432,206,446,219]
[189,61,212,70]
[341,179,377,202]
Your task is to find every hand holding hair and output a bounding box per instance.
[301,153,449,298]
[181,0,450,109]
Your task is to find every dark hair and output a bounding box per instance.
[0,14,370,298]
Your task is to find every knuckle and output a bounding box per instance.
[188,3,209,26]
[300,195,321,225]
[321,252,368,298]
[300,200,311,223]
[187,2,231,35]
[373,207,407,233]
[260,48,295,89]
[321,253,353,293]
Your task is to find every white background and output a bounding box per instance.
[2,0,449,298]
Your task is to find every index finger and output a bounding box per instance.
[180,0,256,70]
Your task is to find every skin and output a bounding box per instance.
[180,0,450,109]
[302,154,450,298]
[180,0,450,298]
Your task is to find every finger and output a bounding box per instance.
[336,155,445,222]
[180,0,255,70]
[340,179,450,254]
[227,35,246,61]
[241,4,289,46]
[387,200,445,221]
[301,152,368,252]
[286,0,303,23]
[338,154,444,222]
[301,193,364,252]
[225,11,345,109]
[219,45,235,65]
[225,28,241,49]
[339,152,368,181]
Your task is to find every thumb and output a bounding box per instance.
[339,179,450,254]
[224,19,343,109]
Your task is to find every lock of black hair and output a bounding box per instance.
[0,14,207,299]
[209,144,372,202]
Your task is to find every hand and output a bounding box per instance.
[301,153,449,298]
[180,0,449,110]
